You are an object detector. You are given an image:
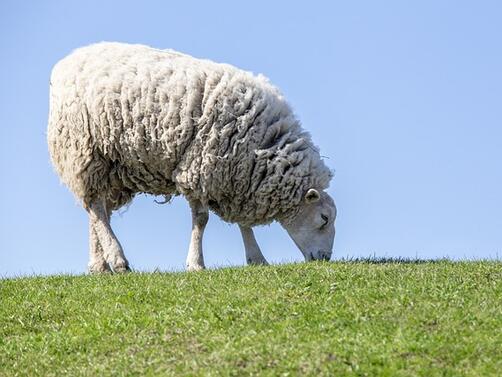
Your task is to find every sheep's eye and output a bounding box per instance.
[320,214,329,228]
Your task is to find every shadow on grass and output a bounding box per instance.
[332,257,452,265]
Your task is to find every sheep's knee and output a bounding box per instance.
[194,210,208,228]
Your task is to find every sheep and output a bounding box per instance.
[47,42,337,273]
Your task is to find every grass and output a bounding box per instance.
[1,260,501,376]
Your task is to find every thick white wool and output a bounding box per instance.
[48,42,332,226]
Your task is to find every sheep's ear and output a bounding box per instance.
[305,188,320,204]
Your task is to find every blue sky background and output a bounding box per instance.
[1,1,501,277]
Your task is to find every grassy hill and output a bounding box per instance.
[1,261,501,376]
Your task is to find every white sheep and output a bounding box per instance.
[47,42,337,272]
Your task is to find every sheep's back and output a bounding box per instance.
[47,42,331,224]
[48,43,227,203]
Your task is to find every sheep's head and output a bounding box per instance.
[281,189,337,261]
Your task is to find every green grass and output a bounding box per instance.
[1,261,501,376]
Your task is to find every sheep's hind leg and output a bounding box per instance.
[186,200,208,272]
[239,225,269,266]
[87,199,130,273]
[88,221,112,274]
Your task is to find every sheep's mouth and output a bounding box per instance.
[305,251,331,261]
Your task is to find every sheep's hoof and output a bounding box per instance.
[186,264,205,272]
[88,261,112,274]
[113,263,131,273]
[247,258,269,266]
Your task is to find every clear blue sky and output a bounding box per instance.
[1,1,501,277]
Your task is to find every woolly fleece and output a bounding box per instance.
[48,42,332,226]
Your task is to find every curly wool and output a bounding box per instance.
[48,42,332,226]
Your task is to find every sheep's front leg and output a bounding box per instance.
[186,200,208,271]
[88,199,130,273]
[239,225,268,266]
